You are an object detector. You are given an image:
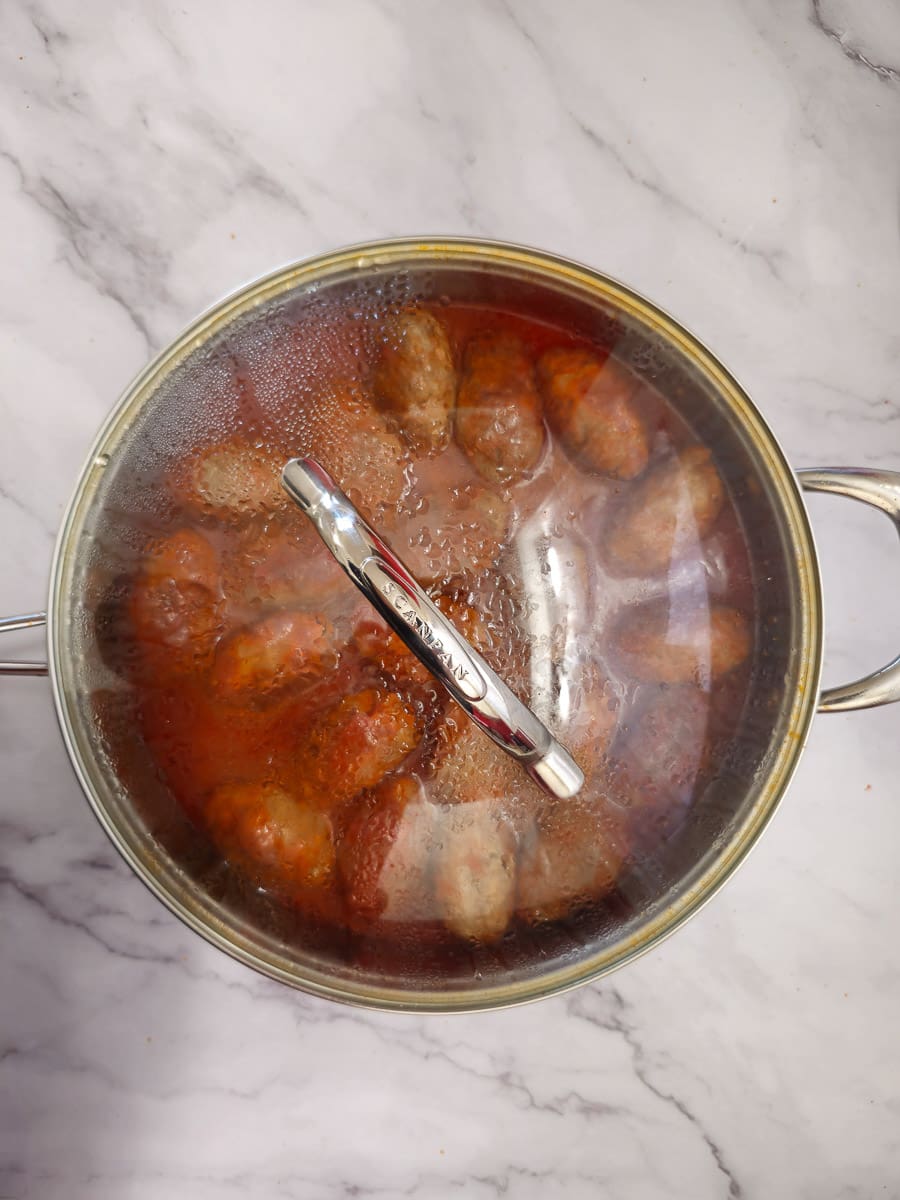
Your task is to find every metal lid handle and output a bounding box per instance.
[282,457,585,800]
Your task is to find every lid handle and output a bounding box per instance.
[282,457,585,800]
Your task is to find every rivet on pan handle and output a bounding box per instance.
[799,467,900,712]
[281,457,585,800]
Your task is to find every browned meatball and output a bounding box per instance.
[170,437,287,520]
[433,803,517,941]
[211,610,336,700]
[139,678,336,806]
[373,309,456,452]
[613,603,751,685]
[229,520,350,620]
[205,782,335,897]
[352,593,490,693]
[338,776,431,922]
[353,617,430,688]
[537,347,649,479]
[292,688,420,809]
[129,528,224,675]
[608,685,710,809]
[517,800,627,923]
[433,592,493,651]
[307,382,408,513]
[605,446,726,576]
[455,335,545,484]
[385,482,512,583]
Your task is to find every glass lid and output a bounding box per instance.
[52,242,819,1008]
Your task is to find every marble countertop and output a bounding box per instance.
[2,2,900,1196]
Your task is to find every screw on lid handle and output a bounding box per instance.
[281,457,584,801]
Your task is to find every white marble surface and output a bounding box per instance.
[2,1,900,1196]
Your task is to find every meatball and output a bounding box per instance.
[613,603,751,686]
[608,685,710,810]
[211,610,336,701]
[373,309,457,452]
[432,591,494,657]
[433,803,517,942]
[455,335,545,484]
[605,446,726,576]
[353,616,431,689]
[537,347,648,479]
[170,436,287,520]
[353,592,493,692]
[517,800,627,923]
[294,688,420,809]
[205,781,335,897]
[384,478,512,583]
[129,528,224,675]
[138,683,330,806]
[307,382,408,513]
[352,592,500,776]
[338,776,432,922]
[229,520,350,621]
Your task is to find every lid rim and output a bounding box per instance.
[44,236,824,1012]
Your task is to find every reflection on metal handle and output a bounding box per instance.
[0,611,49,677]
[281,457,584,800]
[799,468,900,713]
